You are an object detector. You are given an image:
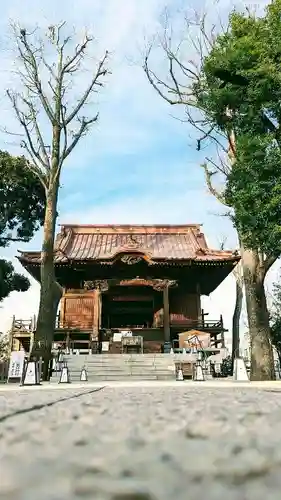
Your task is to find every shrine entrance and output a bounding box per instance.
[101,284,161,330]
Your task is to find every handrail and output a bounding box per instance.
[12,315,224,332]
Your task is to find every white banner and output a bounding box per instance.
[8,351,25,381]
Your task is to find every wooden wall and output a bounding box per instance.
[60,289,100,333]
[169,288,200,321]
[153,288,200,326]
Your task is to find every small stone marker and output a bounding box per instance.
[21,360,40,386]
[233,357,249,382]
[170,348,174,354]
[80,367,88,382]
[59,364,70,384]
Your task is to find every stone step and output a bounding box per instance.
[66,374,174,382]
[64,368,172,375]
[65,356,173,362]
[66,366,172,372]
[65,358,174,364]
[69,362,181,367]
[63,354,174,361]
[50,372,175,383]
[51,367,173,376]
[53,354,176,383]
[65,369,173,377]
[64,367,173,374]
[65,364,163,370]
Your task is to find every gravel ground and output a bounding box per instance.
[1,385,281,500]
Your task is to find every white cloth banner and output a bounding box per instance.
[8,351,25,380]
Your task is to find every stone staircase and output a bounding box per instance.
[51,354,176,382]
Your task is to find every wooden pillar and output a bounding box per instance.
[8,318,14,355]
[29,332,34,355]
[220,314,225,348]
[60,289,66,328]
[163,284,170,343]
[196,283,201,320]
[66,332,70,353]
[92,288,101,340]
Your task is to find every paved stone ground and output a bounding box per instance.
[1,385,281,500]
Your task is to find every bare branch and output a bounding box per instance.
[62,114,98,161]
[143,7,229,156]
[6,90,48,189]
[65,51,109,125]
[201,162,227,205]
[62,33,92,73]
[143,47,185,106]
[19,94,51,169]
[8,23,110,188]
[14,25,56,124]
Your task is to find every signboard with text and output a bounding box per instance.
[7,351,25,383]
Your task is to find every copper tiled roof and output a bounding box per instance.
[18,224,239,264]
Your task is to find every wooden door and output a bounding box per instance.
[60,290,99,330]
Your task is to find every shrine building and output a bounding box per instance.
[13,224,239,354]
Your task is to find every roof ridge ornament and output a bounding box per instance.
[120,255,143,265]
[84,280,109,292]
[152,279,177,291]
[124,234,141,249]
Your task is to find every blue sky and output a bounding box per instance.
[0,0,276,348]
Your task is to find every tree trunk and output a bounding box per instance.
[241,246,275,380]
[53,281,63,320]
[31,184,59,380]
[276,351,281,378]
[231,268,243,372]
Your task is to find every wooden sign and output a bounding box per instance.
[120,330,132,337]
[122,336,142,346]
[113,333,123,342]
[7,351,25,383]
[102,341,109,352]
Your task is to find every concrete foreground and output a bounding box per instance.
[1,384,281,499]
[2,378,281,391]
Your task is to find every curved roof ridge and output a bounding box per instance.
[59,224,202,234]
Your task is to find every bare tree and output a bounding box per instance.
[143,7,275,379]
[7,23,109,378]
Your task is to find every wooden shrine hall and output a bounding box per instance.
[15,224,240,354]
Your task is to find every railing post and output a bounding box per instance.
[201,309,204,327]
